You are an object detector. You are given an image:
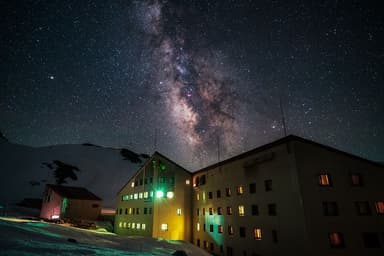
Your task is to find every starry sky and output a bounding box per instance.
[1,0,383,170]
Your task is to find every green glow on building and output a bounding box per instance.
[61,197,68,214]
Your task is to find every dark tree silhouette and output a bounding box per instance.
[120,148,142,163]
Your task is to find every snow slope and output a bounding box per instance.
[0,217,211,256]
[0,137,146,208]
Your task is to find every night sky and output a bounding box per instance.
[1,0,383,170]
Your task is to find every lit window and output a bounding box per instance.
[197,223,200,231]
[355,201,371,215]
[265,179,272,191]
[202,192,206,200]
[351,173,363,186]
[132,223,135,229]
[218,225,223,233]
[161,223,168,231]
[156,190,164,198]
[209,208,213,215]
[319,173,331,186]
[139,192,143,199]
[134,193,138,200]
[129,194,133,200]
[196,193,200,201]
[150,191,154,197]
[123,222,127,228]
[227,206,232,215]
[238,205,245,216]
[323,201,338,216]
[217,207,223,215]
[129,208,132,214]
[127,223,131,229]
[329,232,344,248]
[185,179,190,185]
[122,195,129,201]
[142,224,146,230]
[177,208,182,216]
[131,182,135,188]
[375,201,384,214]
[228,225,234,235]
[254,228,262,240]
[136,223,140,229]
[226,188,231,197]
[237,186,244,195]
[143,192,148,199]
[166,191,174,199]
[119,222,122,228]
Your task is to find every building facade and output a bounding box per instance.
[115,136,384,256]
[114,152,193,241]
[40,184,102,221]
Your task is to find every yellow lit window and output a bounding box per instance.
[118,222,122,228]
[129,208,132,214]
[186,179,190,185]
[129,194,133,200]
[143,192,148,199]
[254,228,262,240]
[166,191,174,199]
[202,192,206,200]
[177,208,182,216]
[139,192,143,199]
[161,223,168,231]
[127,223,131,229]
[142,223,146,230]
[329,232,344,247]
[196,193,199,201]
[132,223,135,229]
[197,223,200,231]
[134,193,138,199]
[123,222,127,228]
[375,202,384,214]
[238,205,245,216]
[131,182,135,188]
[319,172,331,186]
[237,186,244,195]
[137,223,140,229]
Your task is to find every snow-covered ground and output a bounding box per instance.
[0,217,211,256]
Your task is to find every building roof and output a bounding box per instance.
[195,135,384,174]
[47,184,102,201]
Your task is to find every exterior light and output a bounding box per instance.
[51,215,60,220]
[156,190,164,198]
[167,191,174,199]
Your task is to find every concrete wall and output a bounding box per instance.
[40,189,62,220]
[63,198,101,221]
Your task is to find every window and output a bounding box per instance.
[227,247,233,256]
[142,223,146,230]
[136,208,140,214]
[196,193,200,201]
[185,179,190,185]
[329,232,345,248]
[197,208,200,216]
[228,225,234,235]
[177,208,182,216]
[203,208,206,215]
[196,239,200,247]
[265,180,272,191]
[237,186,244,195]
[226,187,231,197]
[144,207,148,214]
[355,201,371,215]
[119,208,122,215]
[217,190,221,198]
[351,173,363,186]
[136,223,141,229]
[144,178,148,184]
[375,201,384,214]
[200,175,206,185]
[210,224,214,232]
[249,183,256,194]
[131,182,135,188]
[268,204,277,216]
[208,191,213,199]
[149,207,152,214]
[209,208,213,215]
[143,192,148,199]
[218,225,223,233]
[272,230,278,243]
[203,240,208,249]
[323,201,338,216]
[238,205,245,216]
[131,223,136,229]
[319,172,332,186]
[127,222,131,229]
[202,192,206,200]
[122,195,129,201]
[139,179,143,185]
[251,205,259,216]
[139,192,143,199]
[161,223,168,231]
[125,208,128,214]
[210,242,214,251]
[227,206,233,215]
[129,207,132,214]
[197,223,200,231]
[254,228,262,240]
[239,227,246,238]
[217,207,223,215]
[362,232,380,248]
[134,193,138,200]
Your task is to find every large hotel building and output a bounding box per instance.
[115,135,384,255]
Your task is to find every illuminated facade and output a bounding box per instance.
[115,136,384,256]
[114,152,193,241]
